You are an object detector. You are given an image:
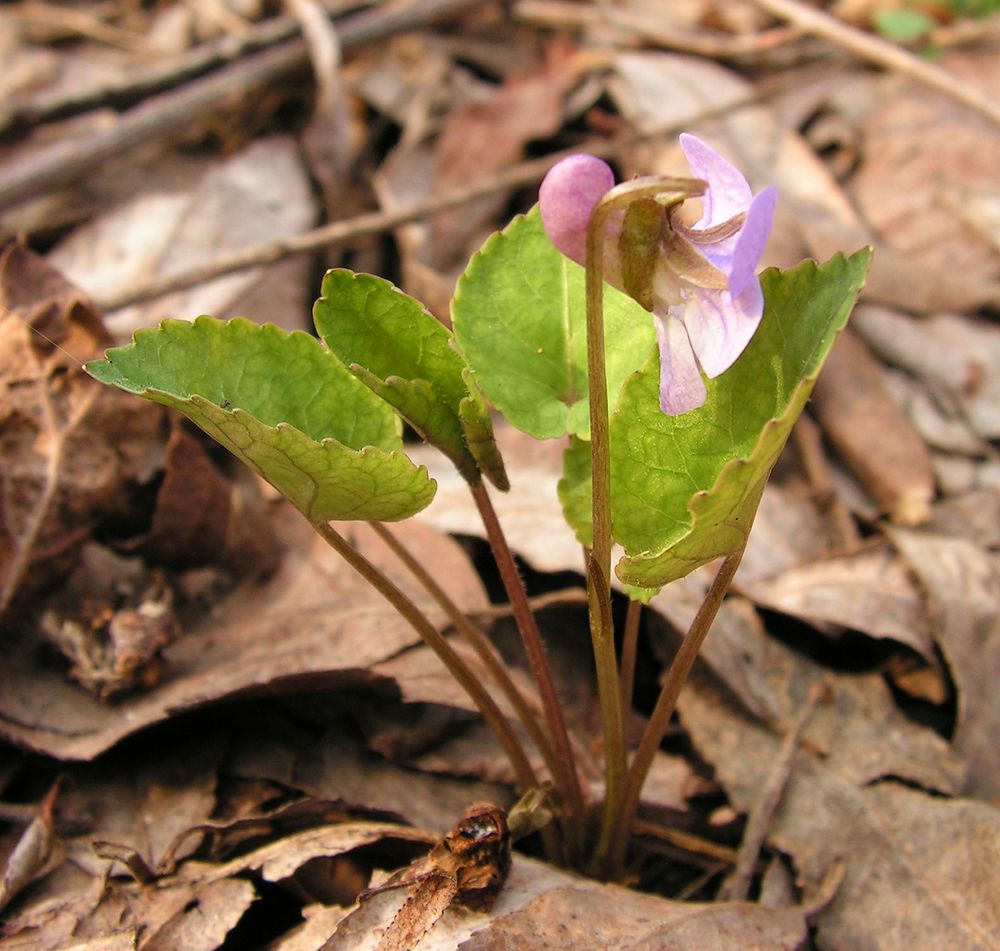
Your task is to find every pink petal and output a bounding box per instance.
[680,279,764,379]
[656,313,707,415]
[679,133,753,229]
[539,154,615,267]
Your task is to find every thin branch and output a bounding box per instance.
[750,0,1000,128]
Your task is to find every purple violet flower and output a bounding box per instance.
[539,134,777,415]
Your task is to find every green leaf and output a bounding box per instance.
[314,270,507,489]
[557,435,593,548]
[85,317,435,523]
[612,250,872,589]
[452,207,655,440]
[874,8,935,42]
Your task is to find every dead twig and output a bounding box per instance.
[286,0,353,220]
[515,0,803,60]
[0,0,488,215]
[0,16,301,132]
[750,0,1000,128]
[718,681,829,902]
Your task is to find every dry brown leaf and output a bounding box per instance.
[674,595,963,793]
[887,527,1000,799]
[327,850,807,950]
[291,729,512,835]
[0,510,489,759]
[0,242,164,626]
[140,877,256,951]
[742,541,936,660]
[849,42,1000,285]
[811,329,935,525]
[0,783,61,913]
[126,423,279,576]
[679,646,999,950]
[923,313,1000,441]
[427,46,572,267]
[374,44,573,318]
[47,136,317,339]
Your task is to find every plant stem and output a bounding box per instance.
[369,522,562,792]
[470,480,585,864]
[582,191,625,872]
[604,543,746,879]
[581,175,706,876]
[312,520,540,797]
[619,597,643,723]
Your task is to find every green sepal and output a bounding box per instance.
[612,249,872,588]
[85,317,435,523]
[314,269,507,489]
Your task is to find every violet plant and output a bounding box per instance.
[86,134,870,880]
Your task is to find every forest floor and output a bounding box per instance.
[1,1,1000,948]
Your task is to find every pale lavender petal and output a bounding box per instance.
[539,154,615,267]
[655,312,707,415]
[727,186,777,297]
[679,133,752,229]
[680,278,764,379]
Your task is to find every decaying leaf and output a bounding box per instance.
[0,242,164,626]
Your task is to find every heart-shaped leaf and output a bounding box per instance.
[612,250,871,589]
[314,270,507,489]
[86,317,435,523]
[452,208,655,440]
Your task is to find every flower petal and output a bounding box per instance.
[680,278,764,379]
[539,154,615,267]
[727,186,777,298]
[679,133,752,229]
[656,312,707,415]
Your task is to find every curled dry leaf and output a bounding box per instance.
[0,242,164,626]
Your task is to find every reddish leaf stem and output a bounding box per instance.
[312,520,540,798]
[470,481,585,864]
